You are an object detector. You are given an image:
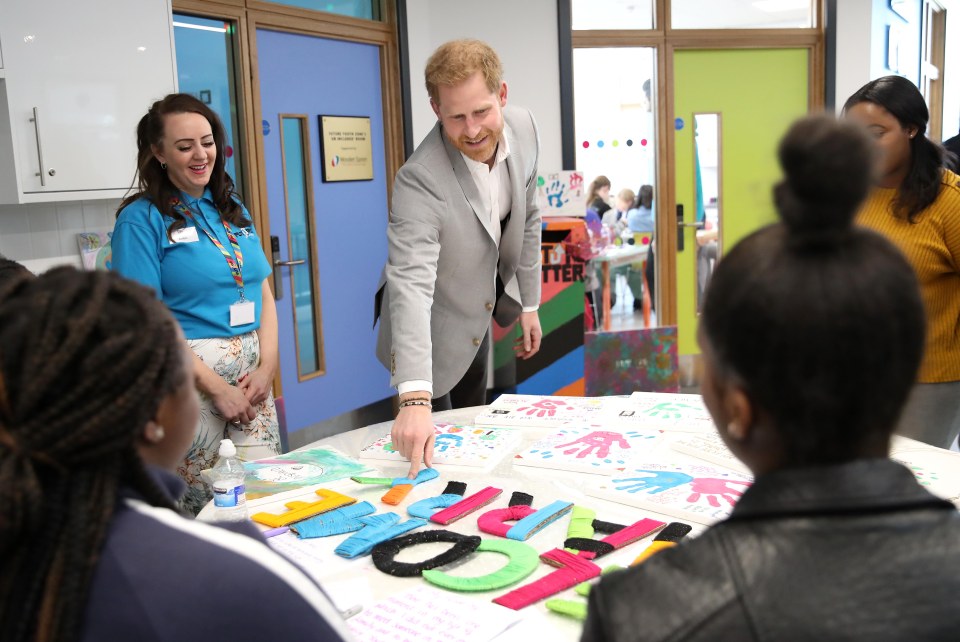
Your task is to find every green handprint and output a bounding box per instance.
[643,402,700,420]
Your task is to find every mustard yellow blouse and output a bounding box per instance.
[857,169,960,382]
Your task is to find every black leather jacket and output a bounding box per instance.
[583,459,960,641]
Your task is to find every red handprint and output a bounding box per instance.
[686,478,750,507]
[516,399,568,417]
[555,431,630,459]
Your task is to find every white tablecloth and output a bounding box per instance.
[197,406,959,641]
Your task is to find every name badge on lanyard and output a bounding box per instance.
[230,299,256,326]
[171,198,254,327]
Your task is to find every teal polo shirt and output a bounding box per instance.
[112,190,272,339]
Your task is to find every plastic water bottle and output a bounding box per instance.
[211,438,248,522]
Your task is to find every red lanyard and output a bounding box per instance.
[171,198,247,300]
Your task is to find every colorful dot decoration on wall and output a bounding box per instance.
[581,137,655,150]
[580,138,650,149]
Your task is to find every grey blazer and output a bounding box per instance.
[374,105,542,398]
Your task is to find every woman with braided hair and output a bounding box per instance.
[0,268,348,642]
[112,93,282,514]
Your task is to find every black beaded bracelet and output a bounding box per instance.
[398,399,432,410]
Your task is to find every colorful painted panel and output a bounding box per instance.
[357,423,521,468]
[588,462,752,525]
[243,447,370,500]
[584,327,679,396]
[513,426,661,475]
[494,218,586,397]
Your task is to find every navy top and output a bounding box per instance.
[112,190,272,339]
[81,467,350,642]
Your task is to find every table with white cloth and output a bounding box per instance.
[198,405,960,641]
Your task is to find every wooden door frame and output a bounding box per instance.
[568,0,825,328]
[171,0,404,397]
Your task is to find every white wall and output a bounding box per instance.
[404,0,563,173]
[834,0,959,141]
[942,0,960,139]
[834,0,874,112]
[0,199,118,272]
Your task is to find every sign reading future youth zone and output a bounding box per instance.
[319,115,373,182]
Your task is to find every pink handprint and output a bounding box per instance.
[555,431,630,459]
[516,399,568,418]
[686,478,750,507]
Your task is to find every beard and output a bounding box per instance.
[452,125,502,164]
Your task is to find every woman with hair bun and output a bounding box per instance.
[845,75,960,449]
[582,115,960,641]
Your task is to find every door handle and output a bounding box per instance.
[676,204,704,252]
[29,107,47,187]
[269,235,305,301]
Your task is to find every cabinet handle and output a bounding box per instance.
[29,107,47,187]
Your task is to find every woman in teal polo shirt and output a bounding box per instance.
[113,94,281,514]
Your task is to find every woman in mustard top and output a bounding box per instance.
[845,76,960,449]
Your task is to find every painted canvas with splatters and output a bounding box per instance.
[358,423,521,468]
[598,392,715,433]
[513,426,662,475]
[585,327,680,396]
[587,462,752,525]
[243,447,371,500]
[475,394,607,428]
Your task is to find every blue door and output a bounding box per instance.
[257,29,392,437]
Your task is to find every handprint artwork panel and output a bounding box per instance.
[475,394,607,428]
[588,462,752,525]
[599,392,715,433]
[514,426,662,475]
[358,424,521,468]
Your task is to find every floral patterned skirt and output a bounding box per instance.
[179,331,282,515]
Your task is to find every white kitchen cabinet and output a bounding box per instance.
[0,0,177,204]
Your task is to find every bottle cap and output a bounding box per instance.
[218,438,237,457]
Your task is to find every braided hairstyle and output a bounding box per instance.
[0,268,186,642]
[116,93,248,238]
[700,115,925,465]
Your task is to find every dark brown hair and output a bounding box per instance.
[0,268,186,642]
[843,75,946,223]
[117,93,248,236]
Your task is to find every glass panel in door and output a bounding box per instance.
[574,46,659,331]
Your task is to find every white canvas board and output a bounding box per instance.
[513,426,662,475]
[475,394,607,428]
[670,431,751,475]
[587,461,752,525]
[358,423,521,469]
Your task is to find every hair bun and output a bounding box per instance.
[774,115,874,239]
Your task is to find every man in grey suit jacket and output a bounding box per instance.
[374,40,542,476]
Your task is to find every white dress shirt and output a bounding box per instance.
[399,133,536,397]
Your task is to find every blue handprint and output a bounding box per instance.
[613,470,694,494]
[434,433,463,453]
[546,180,569,208]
